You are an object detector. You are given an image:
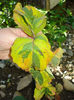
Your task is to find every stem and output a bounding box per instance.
[31,30,35,38]
[28,24,35,38]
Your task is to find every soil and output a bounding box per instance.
[0,0,74,100]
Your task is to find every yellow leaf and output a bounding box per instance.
[34,88,45,100]
[13,3,33,36]
[11,38,33,71]
[50,48,64,67]
[13,3,47,37]
[54,47,64,58]
[11,34,54,72]
[36,71,53,89]
[47,84,56,96]
[26,6,46,18]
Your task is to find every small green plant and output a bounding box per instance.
[11,3,63,100]
[43,5,73,46]
[0,0,18,28]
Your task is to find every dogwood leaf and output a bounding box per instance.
[34,85,56,100]
[34,88,45,100]
[50,48,64,67]
[11,34,54,72]
[13,3,47,37]
[35,70,53,90]
[30,69,43,85]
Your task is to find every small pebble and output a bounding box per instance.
[56,66,63,75]
[56,72,60,76]
[68,39,71,42]
[66,43,69,46]
[10,62,15,67]
[0,80,5,84]
[0,85,6,89]
[0,91,5,98]
[68,68,72,71]
[72,79,74,83]
[12,77,15,79]
[69,61,72,64]
[0,62,5,69]
[69,42,73,45]
[9,92,12,96]
[69,46,71,49]
[63,49,66,53]
[8,74,11,78]
[67,61,69,63]
[64,76,72,80]
[69,64,73,67]
[64,71,67,74]
[67,50,73,56]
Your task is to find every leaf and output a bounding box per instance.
[34,88,45,100]
[13,3,33,36]
[45,67,54,79]
[11,34,54,71]
[35,71,53,90]
[56,83,63,94]
[44,87,52,95]
[30,69,43,85]
[72,22,74,29]
[17,74,32,91]
[34,85,55,100]
[32,16,46,35]
[50,48,64,67]
[13,96,26,100]
[47,84,56,96]
[13,3,47,37]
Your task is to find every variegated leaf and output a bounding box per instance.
[13,3,47,37]
[50,48,64,67]
[11,34,54,72]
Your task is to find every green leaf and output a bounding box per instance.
[13,3,47,37]
[30,69,43,85]
[35,33,48,42]
[51,56,59,66]
[18,42,32,54]
[50,48,64,67]
[13,3,33,36]
[32,52,40,68]
[33,16,46,35]
[22,50,31,60]
[13,96,27,100]
[72,22,74,29]
[38,73,43,85]
[11,34,53,71]
[45,67,54,79]
[45,88,52,95]
[34,88,45,100]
